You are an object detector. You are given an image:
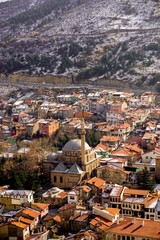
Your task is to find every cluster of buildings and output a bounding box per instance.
[1,178,160,239]
[1,88,160,239]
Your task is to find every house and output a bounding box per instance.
[58,204,77,220]
[109,186,125,209]
[0,190,34,204]
[27,231,50,240]
[54,191,68,207]
[112,92,131,102]
[41,187,67,206]
[100,136,121,150]
[97,165,130,185]
[100,157,128,169]
[39,119,59,137]
[69,212,90,232]
[43,215,64,228]
[83,177,106,195]
[74,98,90,112]
[75,111,92,119]
[141,91,155,107]
[144,196,159,220]
[16,208,41,228]
[94,143,112,158]
[121,189,149,218]
[67,189,79,204]
[116,123,131,141]
[0,197,21,211]
[106,217,160,240]
[93,206,120,223]
[58,107,74,119]
[109,145,142,164]
[142,132,156,150]
[31,203,49,219]
[90,215,114,239]
[106,112,119,124]
[66,230,100,240]
[79,185,92,202]
[109,101,127,114]
[15,123,27,137]
[0,221,30,240]
[133,150,157,174]
[18,216,35,231]
[26,119,42,136]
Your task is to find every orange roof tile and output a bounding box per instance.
[19,216,33,225]
[75,214,89,222]
[56,191,68,199]
[27,231,49,240]
[53,215,62,223]
[82,186,91,193]
[58,204,76,212]
[11,221,28,229]
[100,136,120,142]
[85,177,106,189]
[108,217,160,239]
[145,197,158,208]
[94,143,111,152]
[90,216,113,231]
[105,208,120,215]
[21,208,40,218]
[124,189,149,196]
[31,203,49,211]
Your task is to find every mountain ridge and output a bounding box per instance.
[0,0,159,88]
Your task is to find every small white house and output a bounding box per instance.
[67,189,79,204]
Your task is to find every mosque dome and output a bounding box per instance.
[63,139,90,152]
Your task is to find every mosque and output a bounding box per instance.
[50,117,101,188]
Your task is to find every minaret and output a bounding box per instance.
[80,112,86,165]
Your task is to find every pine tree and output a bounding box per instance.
[137,169,155,193]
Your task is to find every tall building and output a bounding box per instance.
[50,117,101,188]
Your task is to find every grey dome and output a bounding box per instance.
[63,139,90,151]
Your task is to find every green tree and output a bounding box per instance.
[137,169,155,193]
[13,175,24,189]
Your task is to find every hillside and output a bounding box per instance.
[0,0,159,88]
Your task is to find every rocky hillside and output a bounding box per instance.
[0,0,159,88]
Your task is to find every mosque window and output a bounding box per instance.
[54,176,57,182]
[60,176,63,183]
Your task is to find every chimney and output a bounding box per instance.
[104,203,108,209]
[117,217,119,224]
[132,218,135,224]
[142,220,144,226]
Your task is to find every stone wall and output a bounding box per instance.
[0,73,73,85]
[0,73,153,91]
[79,77,152,91]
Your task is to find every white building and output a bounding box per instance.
[0,190,34,203]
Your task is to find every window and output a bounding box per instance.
[60,176,63,183]
[54,176,57,182]
[127,237,130,240]
[150,167,155,172]
[122,236,125,240]
[117,236,121,240]
[70,196,75,200]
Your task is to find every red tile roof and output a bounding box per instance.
[108,217,160,239]
[85,177,106,188]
